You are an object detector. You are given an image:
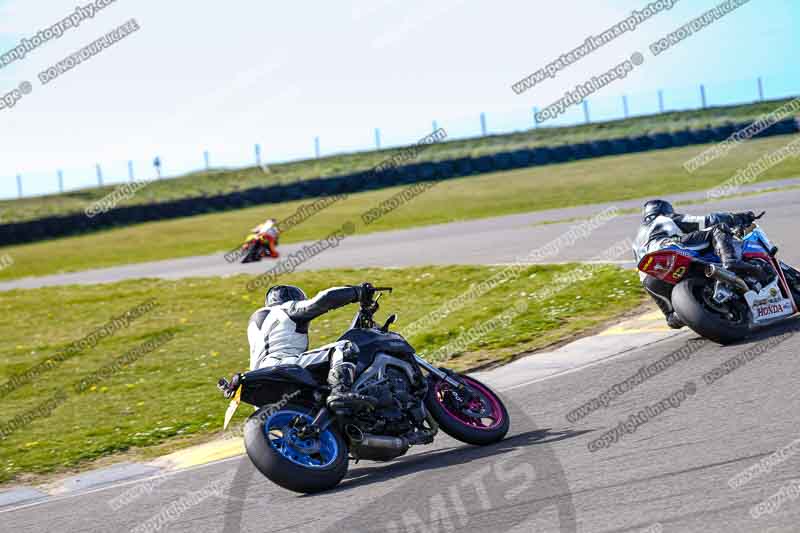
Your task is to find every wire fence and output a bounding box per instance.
[3,73,798,201]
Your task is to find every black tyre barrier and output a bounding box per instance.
[589,140,612,157]
[628,135,652,153]
[551,145,575,163]
[452,157,474,176]
[671,130,692,147]
[688,128,712,144]
[473,155,494,173]
[571,142,593,160]
[649,132,673,149]
[709,124,736,142]
[509,149,531,168]
[530,147,552,165]
[4,119,800,247]
[492,152,514,170]
[609,138,631,155]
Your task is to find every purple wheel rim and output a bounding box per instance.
[434,376,504,431]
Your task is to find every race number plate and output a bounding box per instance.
[223,386,242,430]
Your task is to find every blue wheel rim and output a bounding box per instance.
[265,410,339,469]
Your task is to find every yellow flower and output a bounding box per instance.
[90,385,97,392]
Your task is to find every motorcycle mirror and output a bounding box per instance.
[380,314,397,332]
[754,211,766,220]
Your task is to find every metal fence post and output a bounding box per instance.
[658,90,664,113]
[582,100,590,123]
[255,144,262,167]
[757,77,765,102]
[58,170,64,193]
[374,128,381,149]
[96,164,104,186]
[700,84,707,109]
[622,95,629,118]
[480,113,487,136]
[16,174,22,198]
[314,137,320,158]
[532,107,539,128]
[204,150,210,171]
[128,160,135,182]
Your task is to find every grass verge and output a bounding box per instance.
[1,134,799,282]
[0,265,643,484]
[0,98,796,223]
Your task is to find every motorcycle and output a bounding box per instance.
[218,285,510,493]
[636,212,800,344]
[238,232,278,263]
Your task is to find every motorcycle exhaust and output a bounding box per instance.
[705,265,749,294]
[345,425,410,453]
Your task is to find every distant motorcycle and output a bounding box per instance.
[238,232,278,263]
[637,212,800,344]
[219,285,510,493]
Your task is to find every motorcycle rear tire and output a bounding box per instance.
[244,402,349,494]
[672,278,750,345]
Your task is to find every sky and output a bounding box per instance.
[0,0,798,198]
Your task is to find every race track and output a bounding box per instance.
[1,181,799,291]
[3,318,800,532]
[2,184,800,532]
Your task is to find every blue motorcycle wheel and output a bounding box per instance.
[244,403,349,494]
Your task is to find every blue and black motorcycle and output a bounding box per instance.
[219,285,509,493]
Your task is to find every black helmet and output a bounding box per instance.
[266,285,307,307]
[642,199,674,224]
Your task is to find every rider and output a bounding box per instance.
[634,199,800,329]
[249,218,280,258]
[221,284,377,413]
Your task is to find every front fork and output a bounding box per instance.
[414,355,466,390]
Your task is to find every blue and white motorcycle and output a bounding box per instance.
[637,212,800,344]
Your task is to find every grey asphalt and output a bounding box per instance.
[3,319,800,532]
[2,182,800,532]
[1,178,799,291]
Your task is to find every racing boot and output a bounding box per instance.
[713,226,765,281]
[781,262,800,305]
[643,277,684,329]
[326,362,376,414]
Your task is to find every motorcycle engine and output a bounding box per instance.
[355,368,421,436]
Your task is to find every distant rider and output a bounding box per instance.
[220,284,377,413]
[250,218,281,258]
[634,199,800,329]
